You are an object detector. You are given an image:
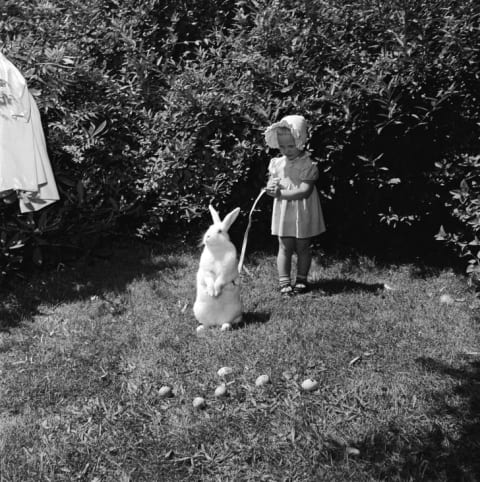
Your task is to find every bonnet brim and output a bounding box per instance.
[264,115,308,149]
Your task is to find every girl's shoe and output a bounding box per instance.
[293,282,309,294]
[280,285,293,296]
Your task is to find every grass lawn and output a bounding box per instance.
[0,241,479,481]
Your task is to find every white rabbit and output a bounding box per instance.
[193,205,243,331]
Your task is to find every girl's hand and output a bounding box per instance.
[266,177,280,197]
[266,184,281,198]
[266,177,279,190]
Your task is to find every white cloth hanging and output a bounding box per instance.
[0,52,59,212]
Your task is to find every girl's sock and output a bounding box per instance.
[294,275,308,294]
[295,275,308,286]
[279,275,291,289]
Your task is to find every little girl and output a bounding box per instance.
[264,115,326,295]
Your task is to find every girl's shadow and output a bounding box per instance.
[309,278,387,295]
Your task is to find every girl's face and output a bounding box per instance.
[277,131,302,160]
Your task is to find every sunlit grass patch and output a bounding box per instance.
[0,243,479,481]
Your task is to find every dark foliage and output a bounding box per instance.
[0,0,479,283]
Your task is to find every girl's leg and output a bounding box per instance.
[295,237,312,289]
[277,236,295,292]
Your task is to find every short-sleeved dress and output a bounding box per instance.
[268,152,326,238]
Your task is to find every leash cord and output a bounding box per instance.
[238,188,266,274]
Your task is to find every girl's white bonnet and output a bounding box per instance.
[264,115,308,149]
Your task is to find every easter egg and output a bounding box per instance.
[217,366,233,377]
[255,374,270,386]
[440,294,454,304]
[346,447,360,456]
[158,385,173,398]
[221,323,232,331]
[301,378,319,392]
[192,397,206,409]
[214,384,228,397]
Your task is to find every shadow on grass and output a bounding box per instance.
[236,311,271,329]
[0,304,23,333]
[308,278,386,295]
[354,356,480,481]
[0,240,187,331]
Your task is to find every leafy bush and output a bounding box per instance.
[0,0,145,275]
[137,0,480,263]
[0,0,246,278]
[435,155,480,287]
[1,0,479,282]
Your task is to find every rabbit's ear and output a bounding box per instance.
[209,205,221,224]
[221,207,240,231]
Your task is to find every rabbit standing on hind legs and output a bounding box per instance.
[193,205,243,331]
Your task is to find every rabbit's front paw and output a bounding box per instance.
[206,286,216,297]
[212,281,224,297]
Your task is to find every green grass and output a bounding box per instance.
[0,242,479,481]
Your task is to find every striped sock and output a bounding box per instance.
[279,276,291,289]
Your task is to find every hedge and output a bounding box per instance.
[0,0,479,285]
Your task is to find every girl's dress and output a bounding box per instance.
[268,152,326,238]
[0,52,59,212]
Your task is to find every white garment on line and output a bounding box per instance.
[0,51,59,212]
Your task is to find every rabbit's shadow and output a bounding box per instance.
[234,311,270,329]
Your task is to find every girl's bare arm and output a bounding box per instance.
[271,181,314,200]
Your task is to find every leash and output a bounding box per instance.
[238,188,266,274]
